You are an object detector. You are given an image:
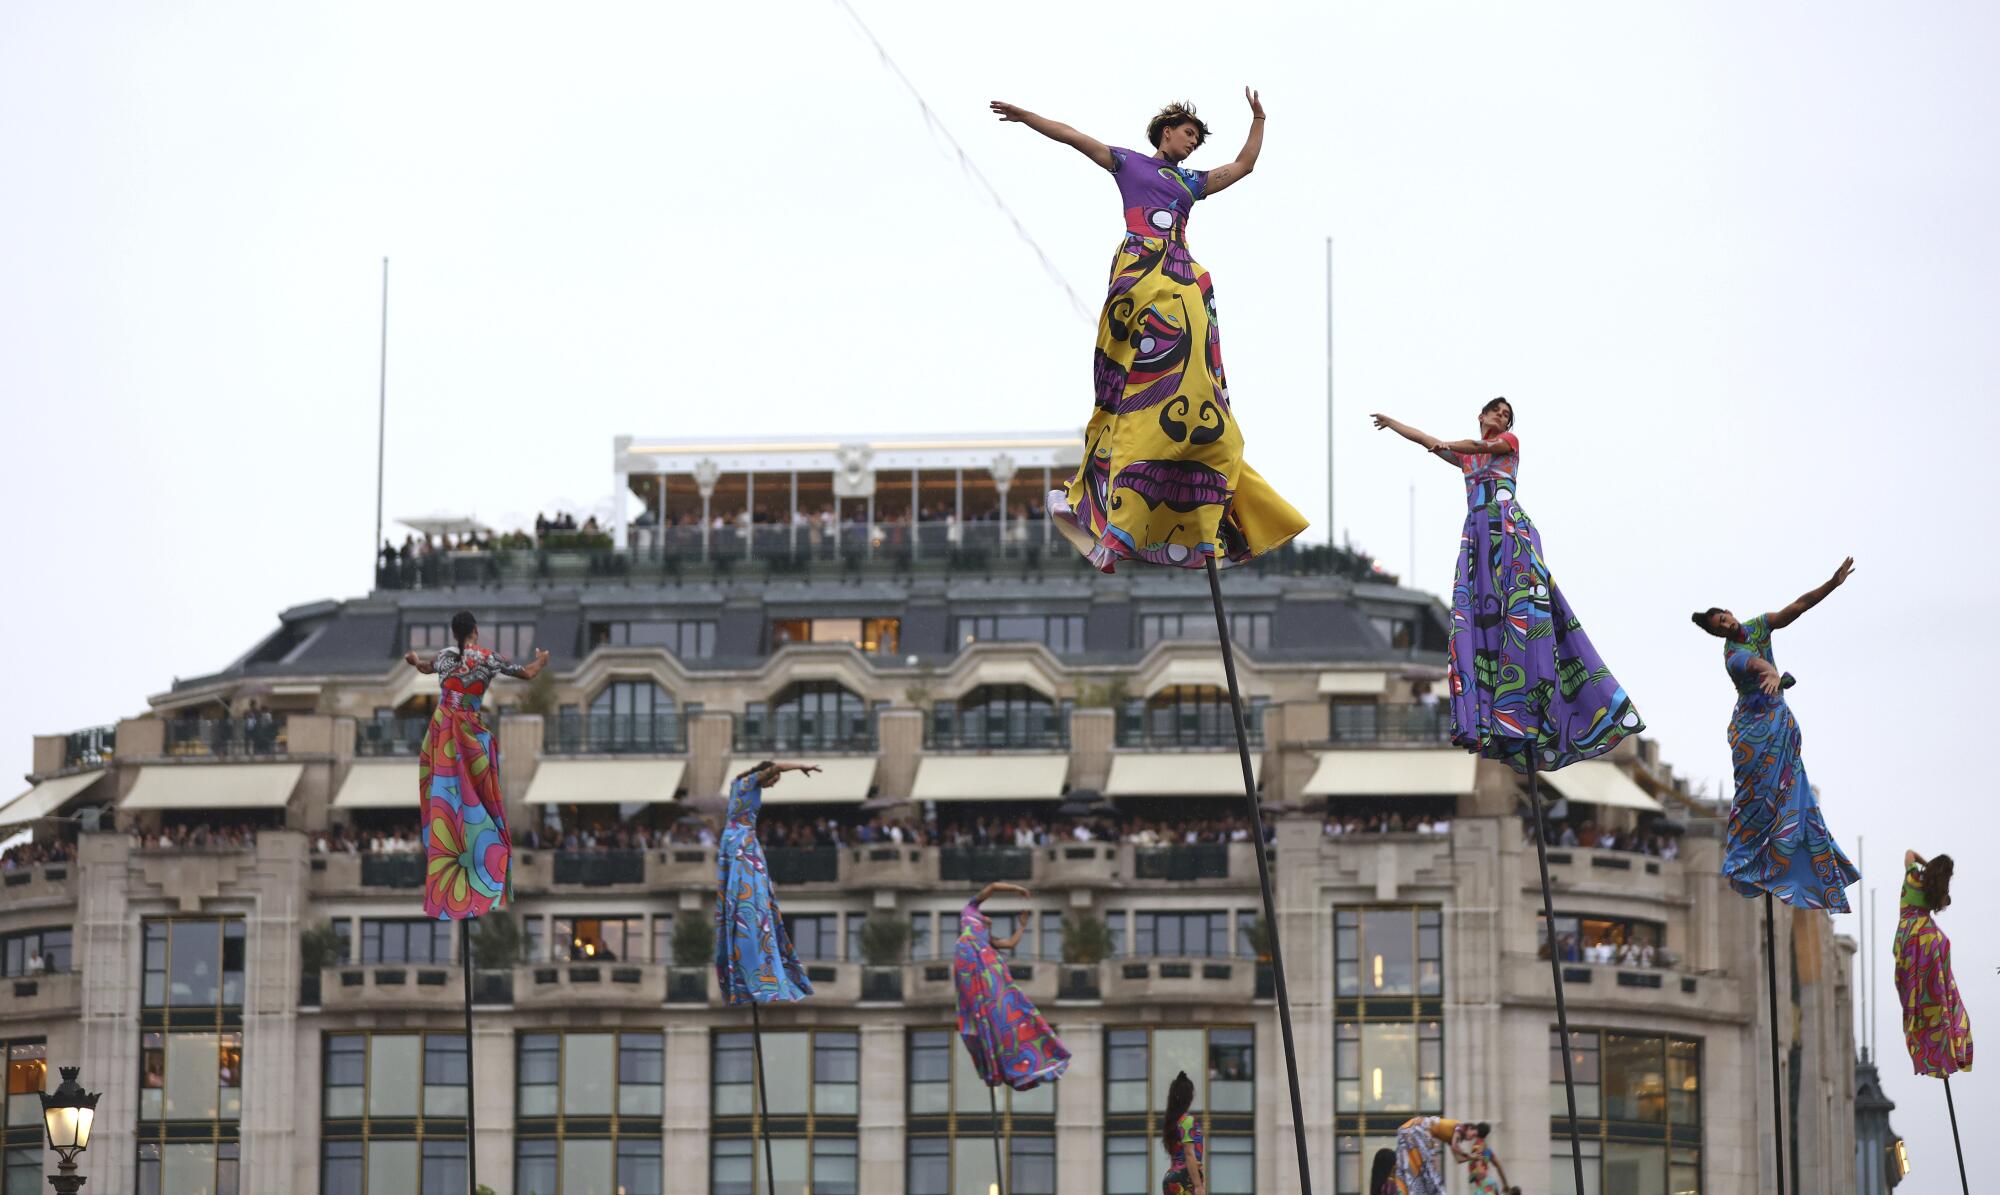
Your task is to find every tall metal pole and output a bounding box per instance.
[1763,894,1788,1193]
[1528,762,1586,1193]
[374,257,390,582]
[1325,237,1334,546]
[1944,1075,1971,1194]
[1204,558,1313,1195]
[988,1083,1006,1195]
[460,927,479,1195]
[749,1001,777,1195]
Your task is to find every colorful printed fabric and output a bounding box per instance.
[715,775,813,1004]
[417,645,522,920]
[1050,145,1307,573]
[1894,863,1973,1077]
[1389,1116,1450,1195]
[1464,1146,1504,1194]
[1719,615,1859,911]
[954,901,1069,1090]
[1161,1112,1204,1195]
[1444,434,1642,773]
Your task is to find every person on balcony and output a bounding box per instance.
[1373,400,1644,773]
[1692,557,1860,910]
[991,92,1308,572]
[403,610,548,920]
[716,761,821,1003]
[1895,849,1972,1078]
[1159,1070,1207,1195]
[956,881,1069,1091]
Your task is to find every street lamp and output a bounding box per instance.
[39,1067,98,1194]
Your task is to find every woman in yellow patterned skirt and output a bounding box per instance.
[992,90,1307,571]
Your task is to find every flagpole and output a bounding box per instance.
[461,926,479,1195]
[374,257,389,584]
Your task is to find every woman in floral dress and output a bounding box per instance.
[1895,849,1972,1077]
[955,881,1069,1089]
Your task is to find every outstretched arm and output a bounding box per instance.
[995,910,1032,951]
[973,881,1032,906]
[1768,557,1855,629]
[1371,414,1464,467]
[1203,87,1265,196]
[501,648,552,681]
[402,651,436,675]
[990,101,1115,171]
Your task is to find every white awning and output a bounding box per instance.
[1303,750,1477,797]
[1541,761,1662,812]
[911,755,1069,802]
[1141,659,1228,695]
[525,759,688,806]
[332,764,419,810]
[123,764,304,811]
[719,758,877,804]
[1317,671,1389,696]
[1105,753,1260,797]
[0,771,108,826]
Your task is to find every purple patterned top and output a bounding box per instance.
[1109,146,1209,240]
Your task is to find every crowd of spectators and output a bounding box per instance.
[1323,812,1453,836]
[1527,818,1680,859]
[1549,935,1661,967]
[134,822,263,850]
[1,837,76,869]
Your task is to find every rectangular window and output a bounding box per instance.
[770,617,900,655]
[5,1042,46,1129]
[1138,611,1270,650]
[139,1031,240,1122]
[137,1143,239,1195]
[907,1028,1057,1194]
[1102,1027,1254,1193]
[1548,1030,1700,1193]
[511,1032,666,1194]
[553,916,645,963]
[1370,615,1415,651]
[954,614,1088,653]
[1132,911,1231,958]
[423,1035,468,1117]
[142,918,245,1009]
[0,928,71,977]
[1336,908,1442,999]
[784,914,840,961]
[715,1029,859,1194]
[360,919,454,965]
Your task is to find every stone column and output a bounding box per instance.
[665,1023,713,1182]
[1054,1017,1100,1194]
[858,1023,905,1192]
[239,832,309,1190]
[76,832,140,1195]
[694,458,720,562]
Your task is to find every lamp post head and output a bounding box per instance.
[40,1066,99,1164]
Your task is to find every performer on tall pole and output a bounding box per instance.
[1692,557,1861,1188]
[1371,401,1644,1191]
[994,87,1314,1195]
[405,611,549,1193]
[1894,848,1972,1194]
[955,882,1069,1195]
[715,761,820,1195]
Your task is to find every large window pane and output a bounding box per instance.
[1152,1029,1205,1110]
[165,1034,220,1120]
[1359,909,1416,995]
[618,1139,664,1195]
[517,1139,559,1195]
[712,1138,753,1195]
[814,1031,859,1115]
[1106,1136,1150,1195]
[812,1137,858,1195]
[1011,1135,1056,1195]
[370,1035,419,1118]
[419,1140,466,1195]
[563,1140,614,1192]
[6,1044,45,1128]
[1209,1136,1254,1195]
[1603,1034,1665,1122]
[909,1138,949,1195]
[325,1036,365,1118]
[769,1139,809,1195]
[162,1145,220,1195]
[423,1035,468,1117]
[1604,1143,1666,1195]
[367,1141,418,1195]
[322,1142,363,1195]
[763,1033,809,1116]
[1549,1140,1603,1195]
[518,1034,559,1117]
[169,922,221,1006]
[1359,1024,1418,1113]
[563,1034,616,1116]
[1667,1039,1700,1126]
[953,1138,996,1195]
[620,1033,665,1116]
[1208,1029,1253,1113]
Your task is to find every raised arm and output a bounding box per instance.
[501,648,552,681]
[1371,413,1464,467]
[1768,557,1856,629]
[973,881,1032,906]
[1906,849,1925,869]
[402,650,436,675]
[990,101,1115,171]
[1203,87,1265,196]
[995,910,1032,951]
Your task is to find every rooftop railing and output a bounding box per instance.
[543,712,688,755]
[355,716,431,757]
[1115,703,1266,750]
[164,716,289,758]
[62,726,115,770]
[1328,704,1454,746]
[734,711,878,754]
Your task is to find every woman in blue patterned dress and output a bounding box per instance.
[956,881,1070,1090]
[1693,558,1860,910]
[715,761,821,1003]
[1372,400,1642,772]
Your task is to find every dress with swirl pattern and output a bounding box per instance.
[1388,1116,1455,1195]
[1161,1112,1205,1195]
[418,645,519,920]
[715,774,813,1004]
[1719,614,1858,910]
[1049,144,1307,572]
[954,901,1068,1090]
[1894,861,1972,1077]
[1445,433,1642,772]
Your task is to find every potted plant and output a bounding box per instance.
[469,912,523,1005]
[1059,912,1111,1000]
[857,915,911,1002]
[1244,916,1275,999]
[299,922,344,1005]
[669,918,715,1004]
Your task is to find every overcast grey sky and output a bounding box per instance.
[3,1,1994,1177]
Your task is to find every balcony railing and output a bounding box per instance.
[355,716,431,757]
[1116,705,1265,750]
[373,539,1397,591]
[1329,704,1453,745]
[63,725,115,770]
[764,847,839,885]
[164,716,289,758]
[925,714,1069,751]
[1134,844,1232,881]
[361,853,426,889]
[735,713,878,754]
[543,712,688,755]
[939,847,1033,883]
[551,850,645,886]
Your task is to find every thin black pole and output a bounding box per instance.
[1944,1075,1970,1195]
[460,926,478,1195]
[1526,761,1585,1194]
[1762,894,1787,1193]
[988,1083,1006,1195]
[374,257,389,582]
[1324,235,1334,545]
[1204,557,1313,1195]
[749,1000,777,1195]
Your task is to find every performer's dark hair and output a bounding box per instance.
[1147,102,1210,150]
[1162,1070,1195,1152]
[1480,396,1514,430]
[735,760,776,782]
[1690,608,1728,635]
[1471,1121,1492,1138]
[450,611,478,648]
[1367,1148,1395,1194]
[1922,854,1955,911]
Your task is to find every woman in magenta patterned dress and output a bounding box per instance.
[991,91,1307,571]
[716,761,822,1004]
[1160,1071,1206,1195]
[402,611,548,920]
[1372,401,1641,772]
[955,882,1069,1089]
[1895,849,1972,1077]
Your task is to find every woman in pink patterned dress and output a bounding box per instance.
[1895,849,1972,1077]
[955,881,1069,1090]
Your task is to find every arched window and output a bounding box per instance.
[929,685,1070,749]
[574,680,681,752]
[1118,685,1265,748]
[739,681,875,751]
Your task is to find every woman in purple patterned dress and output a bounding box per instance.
[1372,400,1642,773]
[991,91,1307,572]
[955,881,1069,1090]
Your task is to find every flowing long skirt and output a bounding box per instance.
[1447,496,1642,772]
[715,829,812,1004]
[1721,693,1858,911]
[1895,908,1973,1077]
[954,937,1069,1090]
[1052,233,1306,572]
[417,705,511,920]
[1390,1117,1447,1195]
